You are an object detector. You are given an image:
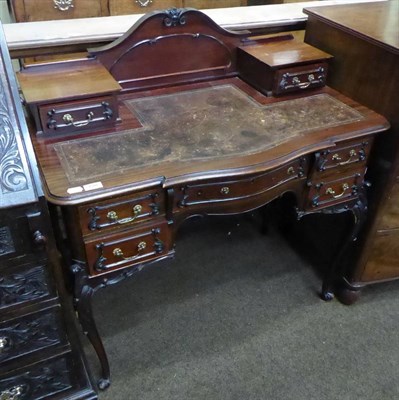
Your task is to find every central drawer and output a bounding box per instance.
[177,158,307,208]
[84,218,173,276]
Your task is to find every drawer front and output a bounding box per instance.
[80,189,164,236]
[0,307,66,365]
[0,264,55,312]
[109,0,182,15]
[314,139,371,174]
[274,63,328,95]
[0,354,75,400]
[12,0,104,22]
[306,173,363,210]
[177,158,307,208]
[85,219,173,275]
[39,95,117,135]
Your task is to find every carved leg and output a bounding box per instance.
[321,197,367,301]
[72,265,110,390]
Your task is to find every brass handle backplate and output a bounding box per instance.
[325,183,350,199]
[136,0,153,6]
[113,241,147,261]
[107,204,143,224]
[53,0,74,11]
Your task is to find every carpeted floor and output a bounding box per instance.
[83,211,399,400]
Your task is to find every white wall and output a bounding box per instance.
[0,0,12,23]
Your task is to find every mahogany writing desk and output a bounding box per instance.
[17,8,389,389]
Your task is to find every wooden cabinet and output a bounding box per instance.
[0,21,97,400]
[304,1,399,302]
[9,0,246,23]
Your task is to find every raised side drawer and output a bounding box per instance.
[177,158,307,208]
[0,306,67,365]
[306,172,364,210]
[0,264,55,313]
[85,219,173,276]
[274,63,328,95]
[39,95,118,135]
[80,188,164,236]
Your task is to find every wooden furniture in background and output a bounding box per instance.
[0,22,97,400]
[304,1,399,303]
[17,9,389,389]
[9,0,248,23]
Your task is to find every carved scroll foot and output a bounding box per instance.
[72,264,111,390]
[320,196,367,302]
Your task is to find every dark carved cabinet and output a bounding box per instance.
[0,22,97,400]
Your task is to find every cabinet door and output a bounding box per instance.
[183,0,246,9]
[109,0,183,15]
[11,0,108,22]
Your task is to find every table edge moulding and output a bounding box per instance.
[16,7,390,390]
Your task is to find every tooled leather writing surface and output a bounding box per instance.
[53,85,363,185]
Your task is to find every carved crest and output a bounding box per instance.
[163,8,187,27]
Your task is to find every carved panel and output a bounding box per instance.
[0,265,51,310]
[0,37,35,207]
[0,356,72,399]
[0,226,15,257]
[0,308,65,363]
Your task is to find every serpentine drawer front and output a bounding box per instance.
[176,158,307,208]
[80,188,164,235]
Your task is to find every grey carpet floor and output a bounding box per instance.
[84,212,399,400]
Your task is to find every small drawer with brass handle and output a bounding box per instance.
[315,140,371,173]
[306,173,364,210]
[177,157,307,208]
[39,95,118,135]
[84,219,173,275]
[81,188,164,235]
[274,63,328,95]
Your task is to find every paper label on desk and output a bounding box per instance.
[67,186,83,194]
[83,182,104,191]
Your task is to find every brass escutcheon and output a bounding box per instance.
[0,385,24,400]
[220,187,230,195]
[287,166,295,175]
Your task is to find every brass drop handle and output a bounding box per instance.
[135,0,153,6]
[0,385,24,400]
[63,111,94,127]
[292,76,311,89]
[332,149,357,165]
[113,241,147,261]
[325,183,350,199]
[0,336,10,352]
[107,204,143,224]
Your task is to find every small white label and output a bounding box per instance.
[67,186,83,194]
[83,182,104,191]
